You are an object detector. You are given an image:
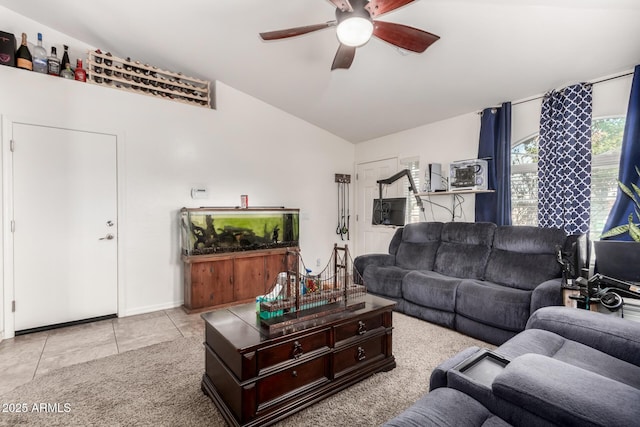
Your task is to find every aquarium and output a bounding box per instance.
[180,207,299,256]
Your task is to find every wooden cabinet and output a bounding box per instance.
[183,248,292,313]
[201,295,396,426]
[184,259,235,310]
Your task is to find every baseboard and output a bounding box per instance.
[121,300,184,317]
[15,314,118,336]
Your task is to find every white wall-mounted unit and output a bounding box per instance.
[449,159,489,191]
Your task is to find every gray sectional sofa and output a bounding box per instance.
[385,306,640,426]
[354,222,572,345]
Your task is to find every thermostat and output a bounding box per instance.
[191,188,208,199]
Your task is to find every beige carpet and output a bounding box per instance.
[0,313,492,427]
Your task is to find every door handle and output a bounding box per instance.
[99,234,114,240]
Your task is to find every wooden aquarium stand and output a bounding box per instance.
[182,247,297,313]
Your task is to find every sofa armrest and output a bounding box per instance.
[493,353,640,427]
[353,254,395,284]
[530,278,563,313]
[429,346,481,390]
[526,306,640,367]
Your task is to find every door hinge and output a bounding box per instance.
[10,139,15,152]
[10,220,15,232]
[356,214,359,221]
[356,173,359,180]
[12,300,15,312]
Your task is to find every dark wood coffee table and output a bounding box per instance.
[201,294,396,427]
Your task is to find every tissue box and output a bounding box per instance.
[0,31,16,67]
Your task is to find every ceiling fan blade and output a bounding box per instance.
[331,44,356,70]
[365,0,415,17]
[327,0,353,12]
[260,22,335,40]
[372,21,440,53]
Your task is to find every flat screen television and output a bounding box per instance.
[372,198,406,226]
[594,240,640,283]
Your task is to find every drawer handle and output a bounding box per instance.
[292,370,298,378]
[292,341,304,359]
[357,321,367,335]
[356,346,366,361]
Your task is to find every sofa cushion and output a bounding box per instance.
[363,265,410,299]
[456,280,532,332]
[402,270,461,312]
[383,387,512,427]
[395,222,443,270]
[434,222,496,280]
[493,354,640,427]
[527,306,640,367]
[484,226,565,290]
[497,328,640,390]
[388,227,404,256]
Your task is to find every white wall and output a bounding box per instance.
[512,74,634,144]
[354,72,634,257]
[355,112,482,223]
[0,10,355,337]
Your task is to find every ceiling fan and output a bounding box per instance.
[259,0,440,70]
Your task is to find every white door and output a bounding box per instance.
[355,158,401,256]
[12,123,117,331]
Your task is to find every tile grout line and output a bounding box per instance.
[112,319,121,354]
[32,333,49,380]
[164,309,185,338]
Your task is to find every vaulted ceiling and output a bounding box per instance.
[1,0,639,142]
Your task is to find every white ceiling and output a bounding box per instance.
[1,0,639,142]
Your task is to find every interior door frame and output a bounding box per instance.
[354,156,399,257]
[1,115,126,340]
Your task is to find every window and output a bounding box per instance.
[510,117,625,241]
[511,134,539,226]
[400,157,421,224]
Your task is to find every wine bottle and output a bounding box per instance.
[47,46,60,76]
[74,59,86,82]
[15,33,33,71]
[32,32,47,73]
[60,64,74,79]
[61,44,71,71]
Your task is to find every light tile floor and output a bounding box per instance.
[0,308,204,395]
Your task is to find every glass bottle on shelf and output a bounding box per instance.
[32,32,47,73]
[60,64,74,79]
[15,33,33,71]
[61,44,71,71]
[74,59,86,82]
[47,46,60,76]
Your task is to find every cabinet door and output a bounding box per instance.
[234,257,267,301]
[187,259,234,309]
[264,253,287,294]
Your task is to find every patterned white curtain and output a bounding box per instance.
[537,83,593,234]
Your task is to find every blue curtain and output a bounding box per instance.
[602,65,640,240]
[475,102,512,225]
[538,83,592,234]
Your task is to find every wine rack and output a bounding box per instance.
[86,50,212,109]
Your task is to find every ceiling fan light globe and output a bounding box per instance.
[336,17,373,47]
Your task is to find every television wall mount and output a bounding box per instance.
[376,169,424,225]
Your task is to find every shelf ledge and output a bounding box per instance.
[417,190,495,196]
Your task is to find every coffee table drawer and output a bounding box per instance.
[257,329,331,375]
[256,355,330,411]
[333,333,386,377]
[334,312,385,346]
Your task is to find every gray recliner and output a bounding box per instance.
[407,307,640,427]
